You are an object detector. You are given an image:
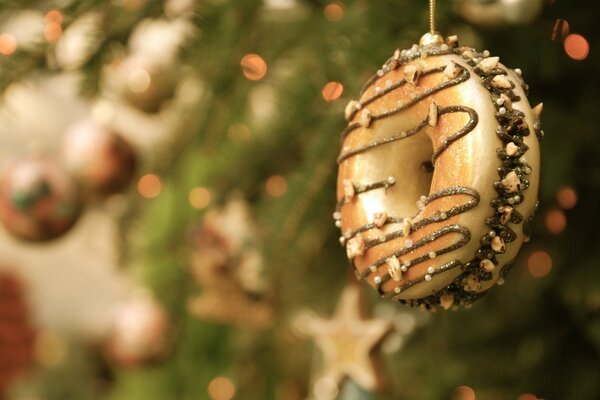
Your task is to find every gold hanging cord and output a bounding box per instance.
[429,0,436,33]
[420,0,443,46]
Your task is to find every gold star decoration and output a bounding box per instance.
[295,284,393,393]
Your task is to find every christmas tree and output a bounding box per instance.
[0,0,599,399]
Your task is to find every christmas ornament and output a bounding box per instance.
[187,197,272,328]
[111,53,177,113]
[455,0,543,27]
[294,285,392,393]
[0,272,35,396]
[104,296,169,367]
[335,0,541,309]
[0,156,82,242]
[61,119,137,197]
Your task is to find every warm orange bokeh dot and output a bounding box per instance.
[527,251,553,278]
[45,10,63,24]
[322,81,344,102]
[545,208,566,235]
[189,187,211,209]
[564,34,590,61]
[207,376,236,400]
[324,3,344,22]
[266,175,287,197]
[241,54,267,81]
[451,385,476,400]
[556,186,578,209]
[138,174,162,199]
[44,23,62,42]
[0,33,17,56]
[551,18,570,42]
[518,394,538,400]
[44,10,63,43]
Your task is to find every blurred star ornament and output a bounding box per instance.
[335,0,541,308]
[455,0,544,27]
[0,157,82,242]
[104,296,169,367]
[187,197,272,328]
[0,271,36,396]
[294,285,392,393]
[62,120,137,197]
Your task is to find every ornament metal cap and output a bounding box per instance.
[419,31,444,46]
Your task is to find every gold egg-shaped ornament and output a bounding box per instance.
[335,34,542,310]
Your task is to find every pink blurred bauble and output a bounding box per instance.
[62,120,137,197]
[0,157,82,242]
[105,297,169,367]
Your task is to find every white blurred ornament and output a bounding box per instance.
[105,295,169,366]
[53,12,103,70]
[0,10,45,51]
[455,0,544,27]
[128,18,195,61]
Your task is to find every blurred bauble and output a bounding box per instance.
[105,297,169,367]
[455,0,543,26]
[0,272,36,395]
[113,54,177,113]
[62,120,137,197]
[0,157,82,242]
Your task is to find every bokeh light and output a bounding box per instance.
[518,394,538,400]
[45,9,63,24]
[451,385,476,400]
[138,174,162,198]
[556,186,577,209]
[265,175,287,197]
[551,18,569,41]
[322,81,344,102]
[0,33,17,56]
[545,208,566,235]
[44,10,63,43]
[189,187,211,209]
[207,376,236,400]
[324,3,344,22]
[527,251,553,278]
[241,54,267,81]
[564,34,589,61]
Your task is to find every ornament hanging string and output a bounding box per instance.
[429,0,437,34]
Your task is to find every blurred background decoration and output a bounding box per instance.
[0,0,598,399]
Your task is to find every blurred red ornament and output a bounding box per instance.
[0,157,82,242]
[62,120,137,197]
[105,297,169,367]
[0,272,36,397]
